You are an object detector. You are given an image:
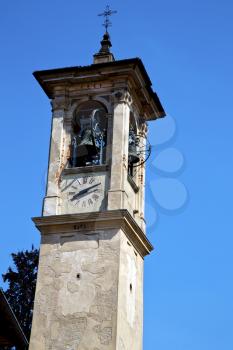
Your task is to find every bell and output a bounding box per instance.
[128,129,140,165]
[71,128,99,167]
[128,144,140,164]
[78,129,98,158]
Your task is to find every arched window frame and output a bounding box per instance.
[69,100,108,168]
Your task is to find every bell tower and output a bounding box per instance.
[29,16,165,350]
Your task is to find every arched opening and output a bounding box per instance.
[128,112,139,177]
[69,101,108,167]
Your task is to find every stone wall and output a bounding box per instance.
[30,228,119,349]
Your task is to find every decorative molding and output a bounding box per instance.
[33,58,165,120]
[139,121,148,136]
[100,95,110,102]
[32,209,153,258]
[62,164,109,175]
[51,96,70,111]
[113,90,132,106]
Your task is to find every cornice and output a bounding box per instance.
[33,58,165,120]
[32,209,153,258]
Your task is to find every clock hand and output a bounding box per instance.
[71,188,100,202]
[61,177,78,192]
[78,183,101,196]
[71,183,101,201]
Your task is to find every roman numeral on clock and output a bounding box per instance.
[88,198,93,205]
[89,177,95,184]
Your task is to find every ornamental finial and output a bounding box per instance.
[94,5,117,63]
[98,5,117,33]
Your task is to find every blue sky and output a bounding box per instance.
[1,0,233,349]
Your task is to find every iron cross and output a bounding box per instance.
[98,5,117,32]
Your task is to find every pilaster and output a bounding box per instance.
[43,92,69,216]
[108,91,131,210]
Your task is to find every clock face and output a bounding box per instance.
[60,174,106,213]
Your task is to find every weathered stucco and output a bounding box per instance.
[116,233,143,350]
[30,226,144,350]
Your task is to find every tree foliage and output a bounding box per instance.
[2,246,39,340]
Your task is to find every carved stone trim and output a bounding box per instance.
[51,96,70,112]
[62,164,109,175]
[113,90,132,106]
[32,209,153,257]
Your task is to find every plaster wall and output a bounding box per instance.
[30,226,144,350]
[116,232,144,350]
